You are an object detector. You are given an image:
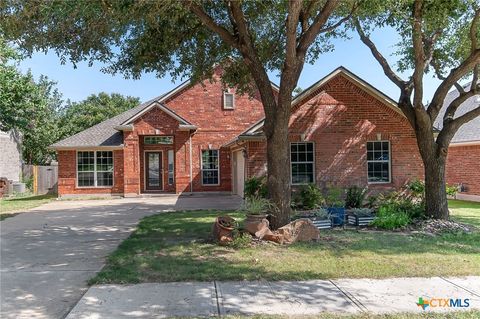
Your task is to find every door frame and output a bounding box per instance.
[144,150,164,191]
[232,150,245,197]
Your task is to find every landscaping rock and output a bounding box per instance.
[418,219,473,234]
[276,218,320,244]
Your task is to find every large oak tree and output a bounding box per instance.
[1,0,356,227]
[353,0,480,219]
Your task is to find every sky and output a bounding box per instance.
[18,28,443,104]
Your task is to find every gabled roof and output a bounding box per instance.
[51,72,279,149]
[225,66,403,145]
[434,83,480,145]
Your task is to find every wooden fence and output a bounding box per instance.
[23,163,58,195]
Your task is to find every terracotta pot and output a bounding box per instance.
[244,213,269,235]
[213,216,236,244]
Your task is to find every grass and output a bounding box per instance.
[0,193,56,220]
[224,311,480,319]
[90,199,480,284]
[449,199,480,227]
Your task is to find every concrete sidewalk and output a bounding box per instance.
[66,276,480,318]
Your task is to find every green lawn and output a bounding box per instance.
[449,199,480,227]
[90,200,480,284]
[0,194,56,220]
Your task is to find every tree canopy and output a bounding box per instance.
[57,93,140,139]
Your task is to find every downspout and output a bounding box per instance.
[189,134,193,193]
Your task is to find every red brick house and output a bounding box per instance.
[51,67,479,200]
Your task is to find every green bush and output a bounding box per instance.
[366,194,378,209]
[229,231,251,248]
[299,184,324,209]
[244,176,268,198]
[407,179,425,200]
[377,191,425,219]
[325,187,345,207]
[241,196,275,215]
[446,184,458,197]
[372,204,411,230]
[345,186,367,208]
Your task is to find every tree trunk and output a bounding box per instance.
[423,156,449,219]
[264,103,292,229]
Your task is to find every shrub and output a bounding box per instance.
[345,186,367,208]
[299,184,324,209]
[372,204,411,230]
[325,187,345,207]
[446,184,458,197]
[377,191,425,219]
[366,194,378,209]
[241,196,275,215]
[229,231,251,248]
[244,176,268,198]
[407,179,425,200]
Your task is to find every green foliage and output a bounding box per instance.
[0,1,351,93]
[372,204,411,230]
[299,184,324,209]
[377,191,425,219]
[240,196,275,215]
[0,39,62,164]
[57,93,140,139]
[228,231,251,249]
[243,176,268,199]
[325,187,345,208]
[293,207,330,219]
[366,194,379,209]
[345,186,367,208]
[407,179,425,200]
[446,184,459,197]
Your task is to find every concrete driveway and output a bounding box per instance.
[0,194,242,319]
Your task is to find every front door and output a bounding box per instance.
[145,152,163,191]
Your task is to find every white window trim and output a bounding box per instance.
[223,89,235,110]
[290,142,315,186]
[201,149,220,186]
[76,150,114,188]
[366,140,392,184]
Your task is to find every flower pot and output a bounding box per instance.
[347,213,375,226]
[327,207,345,226]
[309,217,332,229]
[213,216,236,244]
[245,213,269,235]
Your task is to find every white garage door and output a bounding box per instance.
[232,150,245,197]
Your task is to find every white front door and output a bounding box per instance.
[232,150,245,197]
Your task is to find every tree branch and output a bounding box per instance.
[184,1,238,49]
[317,2,359,34]
[296,0,339,55]
[443,84,479,124]
[450,104,480,128]
[429,7,480,116]
[354,18,407,89]
[411,0,425,108]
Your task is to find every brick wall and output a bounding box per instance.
[57,149,124,196]
[163,70,265,193]
[245,73,424,193]
[446,145,480,196]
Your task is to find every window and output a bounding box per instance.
[168,150,174,185]
[144,136,173,145]
[77,151,113,187]
[290,142,314,184]
[367,141,390,183]
[223,90,234,109]
[201,150,219,185]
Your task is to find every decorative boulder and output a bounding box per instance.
[276,218,320,244]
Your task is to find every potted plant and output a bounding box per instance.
[324,187,345,226]
[241,196,276,235]
[347,208,375,226]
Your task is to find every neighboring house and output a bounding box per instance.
[436,84,480,201]
[0,129,22,182]
[51,66,478,200]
